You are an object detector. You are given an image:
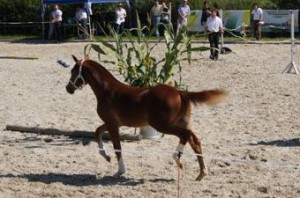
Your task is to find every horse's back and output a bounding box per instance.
[148,84,181,106]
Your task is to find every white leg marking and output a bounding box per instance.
[173,143,185,168]
[173,143,185,160]
[98,134,110,162]
[113,157,125,178]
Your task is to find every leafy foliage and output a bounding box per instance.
[0,0,41,21]
[84,15,209,88]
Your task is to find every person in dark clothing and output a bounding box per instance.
[51,4,63,43]
[201,1,210,26]
[159,1,171,35]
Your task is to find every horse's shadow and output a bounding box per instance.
[0,173,175,186]
[251,138,300,147]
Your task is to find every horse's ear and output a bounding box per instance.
[72,55,78,63]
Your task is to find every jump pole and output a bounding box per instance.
[282,11,299,74]
[5,125,141,141]
[0,56,38,60]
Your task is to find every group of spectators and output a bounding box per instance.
[47,3,126,42]
[150,0,192,36]
[200,1,263,60]
[47,1,263,61]
[48,3,90,42]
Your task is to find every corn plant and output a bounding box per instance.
[84,15,209,89]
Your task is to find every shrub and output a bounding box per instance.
[84,14,209,89]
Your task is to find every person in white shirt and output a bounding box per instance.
[177,0,190,35]
[251,3,263,40]
[115,3,127,34]
[51,4,63,42]
[206,8,223,60]
[75,5,88,39]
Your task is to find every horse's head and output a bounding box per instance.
[66,55,87,94]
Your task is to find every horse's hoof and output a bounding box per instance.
[113,173,121,179]
[113,171,125,179]
[175,159,183,169]
[195,171,208,181]
[99,150,111,162]
[178,163,183,169]
[105,156,111,162]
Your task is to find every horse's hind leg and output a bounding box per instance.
[173,133,190,169]
[188,132,208,181]
[160,125,191,169]
[95,124,111,162]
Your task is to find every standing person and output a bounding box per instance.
[159,1,171,35]
[115,2,127,34]
[176,0,190,35]
[251,3,263,40]
[160,2,170,25]
[51,4,63,43]
[150,0,162,37]
[48,9,55,40]
[75,5,88,39]
[206,8,223,60]
[201,1,210,27]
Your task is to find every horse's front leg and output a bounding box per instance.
[107,125,125,178]
[96,124,111,162]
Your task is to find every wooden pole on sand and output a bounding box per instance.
[5,125,141,141]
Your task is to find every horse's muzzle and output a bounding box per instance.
[66,83,75,94]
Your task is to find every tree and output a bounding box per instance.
[273,0,300,9]
[0,0,40,22]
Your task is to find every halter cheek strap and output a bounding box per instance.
[69,59,86,90]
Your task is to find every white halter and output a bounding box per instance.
[69,59,86,90]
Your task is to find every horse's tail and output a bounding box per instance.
[180,89,227,106]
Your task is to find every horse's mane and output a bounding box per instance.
[83,59,147,92]
[85,59,122,85]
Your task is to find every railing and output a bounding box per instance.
[0,21,90,39]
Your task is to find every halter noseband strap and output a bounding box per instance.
[69,59,86,90]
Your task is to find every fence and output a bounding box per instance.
[188,9,299,34]
[1,9,300,38]
[0,22,42,37]
[0,21,83,39]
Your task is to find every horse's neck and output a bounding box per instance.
[85,61,122,97]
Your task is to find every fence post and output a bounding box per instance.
[282,11,299,74]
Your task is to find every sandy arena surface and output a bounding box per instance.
[0,41,299,198]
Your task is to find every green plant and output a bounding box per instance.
[84,15,209,89]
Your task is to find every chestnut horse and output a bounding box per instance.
[66,55,226,181]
